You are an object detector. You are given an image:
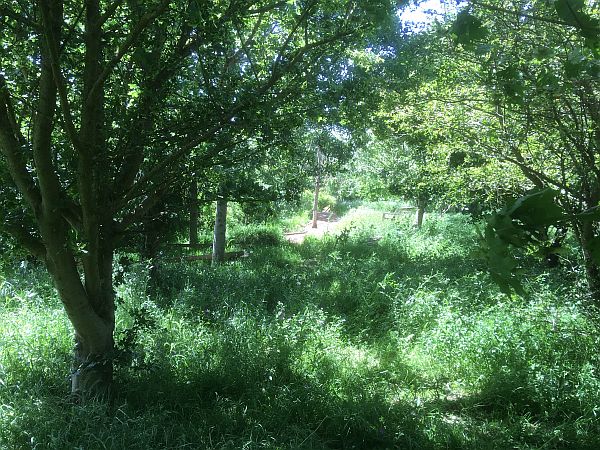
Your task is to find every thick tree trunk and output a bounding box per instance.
[312,172,321,229]
[44,233,115,399]
[72,237,115,399]
[579,219,600,302]
[71,324,114,399]
[189,179,199,246]
[212,195,228,265]
[71,272,115,399]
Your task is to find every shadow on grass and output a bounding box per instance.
[4,213,595,449]
[424,391,600,450]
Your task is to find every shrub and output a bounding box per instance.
[229,224,283,248]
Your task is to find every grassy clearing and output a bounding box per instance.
[1,204,600,449]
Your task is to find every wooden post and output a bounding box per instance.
[212,192,228,265]
[415,198,426,229]
[312,146,322,229]
[189,179,198,246]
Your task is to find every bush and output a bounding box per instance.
[229,224,283,248]
[299,189,336,213]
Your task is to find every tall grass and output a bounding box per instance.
[1,204,599,448]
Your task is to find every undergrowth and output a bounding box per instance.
[1,204,599,449]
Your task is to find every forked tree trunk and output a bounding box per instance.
[212,194,228,265]
[42,219,116,398]
[71,238,115,399]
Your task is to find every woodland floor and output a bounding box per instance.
[284,210,342,244]
[1,202,600,449]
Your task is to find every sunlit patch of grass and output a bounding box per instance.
[0,305,72,390]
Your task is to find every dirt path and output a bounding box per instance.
[284,211,342,244]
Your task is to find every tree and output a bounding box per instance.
[0,0,397,397]
[336,26,525,221]
[302,125,352,227]
[444,0,600,298]
[369,0,599,298]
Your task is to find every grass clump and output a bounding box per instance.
[229,223,283,248]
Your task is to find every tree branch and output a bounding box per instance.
[99,0,125,25]
[113,25,195,198]
[116,10,355,216]
[85,0,170,107]
[0,75,42,211]
[116,186,166,231]
[0,5,40,30]
[0,221,46,259]
[223,12,265,77]
[470,0,592,30]
[272,0,317,69]
[60,4,85,53]
[39,0,82,153]
[246,1,288,15]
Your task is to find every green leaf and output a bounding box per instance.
[505,188,567,227]
[575,206,600,221]
[481,222,526,297]
[488,213,527,247]
[474,44,492,56]
[555,0,600,42]
[564,60,586,78]
[555,0,586,26]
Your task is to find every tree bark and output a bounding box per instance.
[415,198,426,229]
[579,219,600,302]
[189,179,199,246]
[312,172,321,229]
[212,194,228,265]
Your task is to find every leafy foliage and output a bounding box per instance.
[450,10,488,46]
[483,188,600,295]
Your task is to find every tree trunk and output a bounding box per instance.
[579,219,600,302]
[142,223,161,290]
[415,198,426,229]
[212,194,228,265]
[1,0,116,399]
[43,224,115,399]
[70,322,114,399]
[189,179,199,246]
[312,172,321,229]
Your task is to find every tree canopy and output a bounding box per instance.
[0,0,399,396]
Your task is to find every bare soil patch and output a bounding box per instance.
[284,211,342,244]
